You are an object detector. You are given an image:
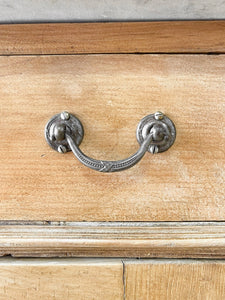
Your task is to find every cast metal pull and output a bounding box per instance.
[45,111,176,173]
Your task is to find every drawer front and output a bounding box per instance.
[1,54,224,221]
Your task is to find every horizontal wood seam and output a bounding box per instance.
[0,52,223,57]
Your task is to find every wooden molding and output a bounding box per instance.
[1,222,225,258]
[0,21,225,55]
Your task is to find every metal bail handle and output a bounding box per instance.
[45,111,176,173]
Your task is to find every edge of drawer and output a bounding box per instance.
[0,21,225,55]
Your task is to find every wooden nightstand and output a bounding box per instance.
[1,21,225,299]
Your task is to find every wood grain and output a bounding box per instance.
[0,258,123,300]
[125,259,225,300]
[0,21,225,55]
[1,54,225,221]
[1,257,225,300]
[1,222,225,258]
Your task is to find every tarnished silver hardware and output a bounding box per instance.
[136,112,176,153]
[45,111,176,173]
[45,112,84,153]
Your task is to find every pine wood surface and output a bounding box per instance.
[1,258,225,300]
[0,258,123,300]
[1,222,225,258]
[0,21,225,55]
[1,54,224,221]
[125,259,225,300]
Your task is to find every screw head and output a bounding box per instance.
[60,111,70,120]
[149,145,159,154]
[154,111,164,120]
[57,145,67,153]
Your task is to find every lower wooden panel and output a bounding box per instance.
[125,259,225,300]
[0,258,123,300]
[1,258,225,300]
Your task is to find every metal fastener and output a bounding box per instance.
[60,111,70,120]
[149,145,159,154]
[57,145,67,153]
[154,111,164,120]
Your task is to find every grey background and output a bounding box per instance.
[0,0,224,23]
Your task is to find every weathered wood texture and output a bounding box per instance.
[1,54,224,221]
[1,222,225,258]
[0,258,123,300]
[0,21,225,55]
[125,259,225,300]
[1,258,225,300]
